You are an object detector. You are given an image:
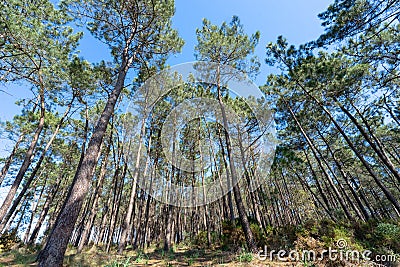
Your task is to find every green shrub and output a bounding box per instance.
[236,250,253,262]
[104,257,131,267]
[191,230,220,248]
[374,223,400,250]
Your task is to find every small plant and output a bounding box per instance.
[302,258,316,267]
[167,250,175,261]
[192,251,200,259]
[122,257,131,267]
[135,251,149,264]
[104,257,131,267]
[104,260,120,267]
[374,223,400,248]
[135,250,145,263]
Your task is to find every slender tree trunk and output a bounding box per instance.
[319,131,370,221]
[0,98,40,186]
[337,98,400,183]
[118,117,147,253]
[140,144,156,250]
[0,99,73,232]
[106,162,125,252]
[217,127,235,222]
[3,189,30,233]
[215,64,257,252]
[291,79,400,215]
[303,152,332,211]
[37,54,132,266]
[23,181,46,244]
[286,102,353,220]
[97,192,113,246]
[13,199,29,232]
[77,133,112,252]
[0,89,45,223]
[381,95,400,126]
[163,205,174,251]
[0,133,23,186]
[28,176,62,245]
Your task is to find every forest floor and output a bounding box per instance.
[0,244,390,267]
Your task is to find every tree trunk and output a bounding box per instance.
[292,79,400,215]
[23,180,46,244]
[28,176,62,245]
[216,64,257,252]
[0,89,45,223]
[0,133,23,186]
[337,98,400,183]
[77,133,112,252]
[0,99,73,232]
[118,117,147,253]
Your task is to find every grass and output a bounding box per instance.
[236,250,253,263]
[0,239,398,266]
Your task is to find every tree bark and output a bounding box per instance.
[216,64,257,253]
[291,78,400,215]
[0,133,23,186]
[0,89,45,223]
[0,98,73,232]
[118,117,147,253]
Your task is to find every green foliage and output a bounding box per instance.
[0,0,81,86]
[316,0,400,45]
[221,219,265,250]
[236,250,253,262]
[221,220,245,250]
[352,220,400,251]
[1,0,399,265]
[0,231,20,252]
[195,15,260,77]
[104,257,131,267]
[134,250,149,264]
[374,223,400,242]
[64,0,183,74]
[192,230,220,248]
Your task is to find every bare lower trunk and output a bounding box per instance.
[0,90,45,224]
[118,118,147,253]
[216,64,257,252]
[77,134,112,252]
[37,57,130,267]
[23,181,46,244]
[0,99,73,232]
[0,133,23,186]
[28,177,62,245]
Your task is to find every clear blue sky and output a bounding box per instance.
[169,0,331,83]
[79,0,332,80]
[0,0,331,153]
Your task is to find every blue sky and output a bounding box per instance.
[78,0,332,77]
[168,0,331,83]
[0,0,331,152]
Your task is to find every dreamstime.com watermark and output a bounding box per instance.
[256,239,398,264]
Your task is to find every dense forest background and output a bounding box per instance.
[0,0,399,266]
